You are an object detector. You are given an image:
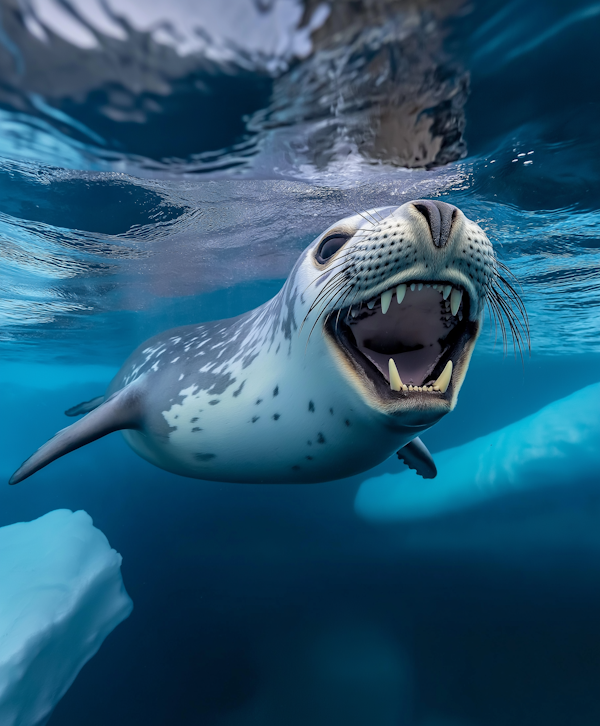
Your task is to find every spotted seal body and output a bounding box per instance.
[10,200,510,485]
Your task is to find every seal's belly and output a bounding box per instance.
[115,345,409,483]
[123,409,406,484]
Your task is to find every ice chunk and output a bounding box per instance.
[0,509,133,726]
[356,383,600,521]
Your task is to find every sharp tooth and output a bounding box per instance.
[443,285,452,300]
[396,284,406,304]
[417,283,423,291]
[450,288,462,316]
[381,290,393,314]
[367,299,375,309]
[388,358,403,391]
[433,360,453,393]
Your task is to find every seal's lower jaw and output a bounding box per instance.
[324,283,480,421]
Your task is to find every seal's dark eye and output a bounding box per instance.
[316,234,349,264]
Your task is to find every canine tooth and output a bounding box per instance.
[410,283,416,291]
[396,284,406,304]
[367,299,375,309]
[450,288,462,316]
[388,359,403,391]
[381,290,393,314]
[417,283,423,291]
[433,360,453,393]
[443,285,452,300]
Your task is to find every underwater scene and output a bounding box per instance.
[1,0,600,724]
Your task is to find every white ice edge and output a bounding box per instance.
[0,509,133,726]
[355,382,600,521]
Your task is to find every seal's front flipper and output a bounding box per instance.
[10,385,142,485]
[65,395,105,417]
[396,437,437,479]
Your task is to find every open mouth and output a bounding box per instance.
[325,282,478,402]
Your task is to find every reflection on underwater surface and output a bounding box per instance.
[0,0,600,724]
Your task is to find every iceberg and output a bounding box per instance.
[0,509,133,726]
[355,383,600,522]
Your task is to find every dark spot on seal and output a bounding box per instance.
[307,440,312,446]
[308,401,315,412]
[317,432,326,444]
[191,417,199,423]
[292,465,300,471]
[345,419,351,426]
[273,386,279,397]
[306,456,313,460]
[273,413,280,421]
[242,352,260,369]
[209,399,220,405]
[192,427,202,432]
[174,415,179,419]
[233,380,246,397]
[251,416,259,423]
[256,399,263,405]
[195,453,216,461]
[329,407,334,415]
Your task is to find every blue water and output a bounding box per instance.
[1,1,600,724]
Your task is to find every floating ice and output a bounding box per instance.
[0,509,133,726]
[355,383,600,521]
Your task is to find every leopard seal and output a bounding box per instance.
[10,200,522,485]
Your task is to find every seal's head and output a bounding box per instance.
[299,200,527,427]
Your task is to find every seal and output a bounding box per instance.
[10,200,526,485]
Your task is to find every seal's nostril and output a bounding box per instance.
[413,202,441,246]
[412,199,458,248]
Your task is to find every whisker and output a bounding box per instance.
[489,284,528,360]
[302,269,349,322]
[303,278,351,350]
[354,210,377,228]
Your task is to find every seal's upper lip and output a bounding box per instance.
[325,281,478,403]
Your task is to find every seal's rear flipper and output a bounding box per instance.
[10,385,142,485]
[65,395,105,417]
[397,437,437,479]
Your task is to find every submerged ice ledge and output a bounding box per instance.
[0,509,132,726]
[355,383,600,522]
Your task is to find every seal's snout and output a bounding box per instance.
[412,199,458,248]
